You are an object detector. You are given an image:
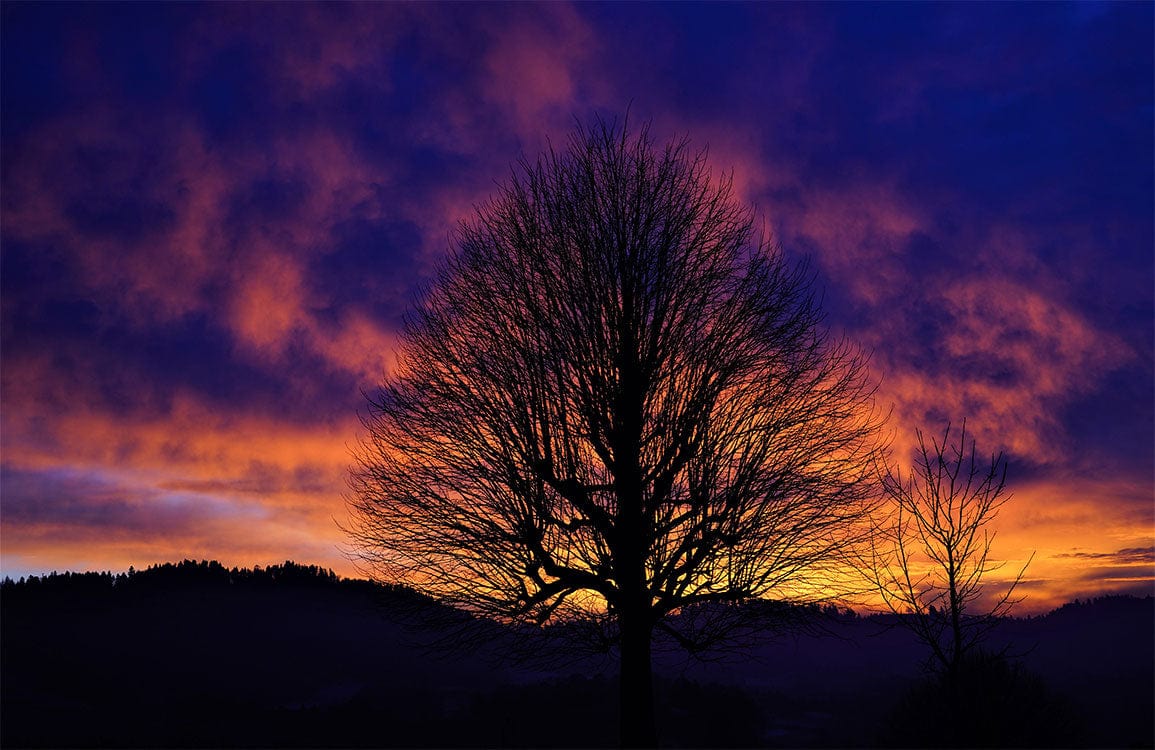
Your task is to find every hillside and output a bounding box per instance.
[2,561,1151,748]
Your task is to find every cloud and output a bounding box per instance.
[579,7,1143,481]
[1,2,1149,605]
[982,476,1155,611]
[0,383,359,578]
[0,1,627,384]
[872,275,1132,465]
[0,347,356,515]
[0,463,348,579]
[737,137,1137,469]
[2,105,403,377]
[0,2,621,581]
[478,3,601,135]
[1054,547,1155,565]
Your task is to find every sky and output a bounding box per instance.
[1,2,1152,614]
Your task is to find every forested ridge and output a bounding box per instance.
[2,560,1152,748]
[7,559,372,596]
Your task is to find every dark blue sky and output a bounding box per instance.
[1,2,1151,609]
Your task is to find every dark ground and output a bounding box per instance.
[2,562,1151,748]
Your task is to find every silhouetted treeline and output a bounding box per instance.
[2,561,1151,748]
[1039,592,1154,619]
[4,559,340,594]
[0,559,440,608]
[1,560,488,749]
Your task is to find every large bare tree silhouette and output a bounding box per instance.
[346,119,885,747]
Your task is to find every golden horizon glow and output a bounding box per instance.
[3,373,1149,616]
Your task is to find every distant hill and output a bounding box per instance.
[2,561,1152,748]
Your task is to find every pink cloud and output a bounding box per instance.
[3,103,405,382]
[477,4,602,136]
[3,114,218,322]
[871,270,1132,465]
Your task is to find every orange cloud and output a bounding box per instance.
[229,253,310,356]
[1,428,358,578]
[992,476,1155,613]
[1,347,361,578]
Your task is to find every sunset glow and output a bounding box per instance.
[2,3,1151,615]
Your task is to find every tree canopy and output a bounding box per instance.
[346,118,886,746]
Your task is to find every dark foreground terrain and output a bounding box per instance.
[2,561,1152,748]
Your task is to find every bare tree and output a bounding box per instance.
[345,118,885,747]
[870,421,1032,683]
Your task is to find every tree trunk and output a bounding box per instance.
[619,604,657,748]
[947,559,962,683]
[614,318,656,747]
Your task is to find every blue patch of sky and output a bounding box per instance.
[191,43,271,144]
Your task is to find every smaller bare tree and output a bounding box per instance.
[870,420,1032,683]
